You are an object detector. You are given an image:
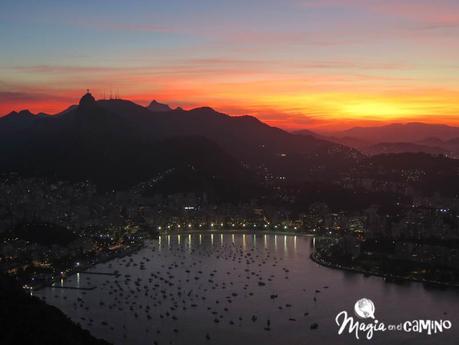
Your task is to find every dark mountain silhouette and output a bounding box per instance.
[330,122,459,143]
[292,129,319,137]
[413,137,459,158]
[296,124,459,158]
[0,92,258,200]
[362,142,450,156]
[427,137,459,158]
[0,110,55,144]
[94,100,362,181]
[1,110,38,128]
[2,92,459,202]
[147,100,173,112]
[446,137,459,145]
[417,137,446,146]
[0,92,364,198]
[295,129,372,151]
[365,153,459,197]
[55,104,78,116]
[329,136,371,150]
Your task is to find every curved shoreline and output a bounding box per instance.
[34,241,145,291]
[163,230,458,289]
[310,252,459,289]
[44,230,459,291]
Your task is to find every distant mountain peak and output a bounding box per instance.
[333,122,459,143]
[5,109,36,119]
[147,100,172,112]
[191,106,215,112]
[234,115,264,125]
[293,128,319,137]
[79,90,96,108]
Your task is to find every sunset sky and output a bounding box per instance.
[1,0,459,130]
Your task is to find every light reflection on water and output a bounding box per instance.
[35,233,459,345]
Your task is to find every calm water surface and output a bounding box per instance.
[35,233,459,344]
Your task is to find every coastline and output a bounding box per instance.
[38,230,459,292]
[34,240,146,291]
[310,252,459,289]
[34,230,307,291]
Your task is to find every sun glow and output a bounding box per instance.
[2,0,459,130]
[342,101,415,119]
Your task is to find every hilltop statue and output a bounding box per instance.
[79,89,96,107]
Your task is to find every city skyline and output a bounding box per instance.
[1,0,459,130]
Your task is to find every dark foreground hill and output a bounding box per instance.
[0,273,110,345]
[96,99,362,181]
[0,92,362,195]
[362,142,450,156]
[0,93,260,201]
[366,153,459,197]
[2,92,459,202]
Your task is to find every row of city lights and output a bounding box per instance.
[157,223,299,231]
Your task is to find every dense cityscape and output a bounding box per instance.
[2,0,459,343]
[2,164,458,291]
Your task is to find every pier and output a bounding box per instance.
[50,285,96,291]
[79,271,118,276]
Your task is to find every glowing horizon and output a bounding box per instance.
[1,0,459,131]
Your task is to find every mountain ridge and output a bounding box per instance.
[329,122,459,143]
[0,92,362,190]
